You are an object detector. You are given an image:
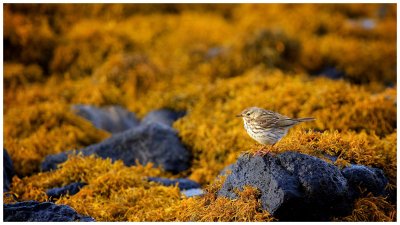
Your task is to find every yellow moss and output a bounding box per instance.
[173,178,274,222]
[4,102,109,176]
[335,194,396,222]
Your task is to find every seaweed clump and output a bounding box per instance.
[4,102,109,176]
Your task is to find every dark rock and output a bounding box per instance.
[147,177,200,190]
[218,152,352,221]
[322,153,338,163]
[4,201,94,222]
[72,104,140,133]
[4,149,15,192]
[41,152,69,172]
[342,165,388,199]
[141,109,186,127]
[42,122,191,174]
[46,182,87,199]
[385,186,397,206]
[319,67,344,80]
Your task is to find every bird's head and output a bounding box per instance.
[236,107,263,121]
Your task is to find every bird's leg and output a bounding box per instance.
[255,144,269,156]
[255,144,276,156]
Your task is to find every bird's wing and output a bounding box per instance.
[259,111,298,128]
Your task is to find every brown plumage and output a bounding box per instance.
[236,106,315,145]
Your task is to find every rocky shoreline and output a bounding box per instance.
[4,105,395,221]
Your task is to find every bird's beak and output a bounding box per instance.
[236,114,242,117]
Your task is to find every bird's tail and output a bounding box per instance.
[295,117,315,122]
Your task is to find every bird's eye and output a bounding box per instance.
[246,113,250,116]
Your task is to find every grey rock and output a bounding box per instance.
[141,109,186,127]
[219,164,234,177]
[4,149,15,192]
[46,182,87,199]
[72,104,140,133]
[147,177,200,190]
[41,153,69,171]
[3,201,94,222]
[342,165,388,199]
[218,152,352,221]
[182,188,204,197]
[42,122,191,174]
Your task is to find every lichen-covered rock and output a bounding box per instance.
[342,165,388,199]
[141,109,186,127]
[3,201,94,222]
[72,104,140,133]
[147,177,200,190]
[46,182,87,199]
[41,122,191,174]
[4,149,15,192]
[218,151,353,221]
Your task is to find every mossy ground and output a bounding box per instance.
[4,4,396,221]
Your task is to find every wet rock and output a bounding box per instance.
[46,182,87,199]
[342,165,388,199]
[141,109,186,127]
[4,201,94,222]
[218,151,352,221]
[42,122,191,174]
[147,177,200,190]
[4,149,15,192]
[72,104,140,133]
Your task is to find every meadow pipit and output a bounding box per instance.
[237,106,315,154]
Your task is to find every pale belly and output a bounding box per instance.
[244,121,288,145]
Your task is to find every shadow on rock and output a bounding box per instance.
[4,149,15,192]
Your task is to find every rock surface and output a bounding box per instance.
[42,122,191,174]
[318,67,345,80]
[342,164,388,199]
[182,188,204,197]
[72,104,140,133]
[46,182,87,199]
[218,151,389,221]
[4,201,94,222]
[4,149,15,192]
[141,109,186,127]
[147,177,201,190]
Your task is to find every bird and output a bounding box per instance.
[236,106,315,155]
